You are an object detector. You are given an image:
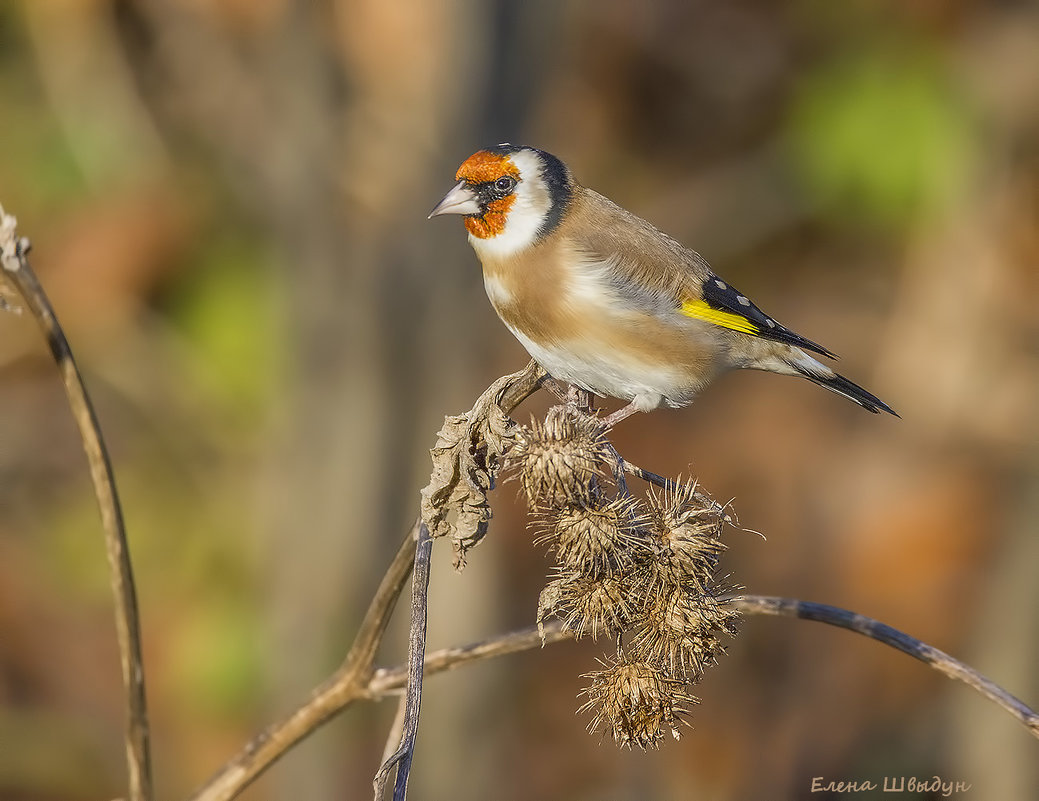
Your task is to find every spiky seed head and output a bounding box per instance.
[508,406,608,510]
[645,479,727,595]
[630,590,740,679]
[580,655,698,749]
[554,574,633,639]
[541,495,651,578]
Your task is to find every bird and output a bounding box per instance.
[429,144,896,427]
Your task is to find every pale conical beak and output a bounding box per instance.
[428,181,481,218]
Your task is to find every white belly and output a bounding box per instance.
[504,324,698,410]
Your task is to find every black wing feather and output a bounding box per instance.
[700,275,838,360]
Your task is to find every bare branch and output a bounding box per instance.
[727,595,1039,739]
[373,523,434,801]
[379,693,408,767]
[188,525,418,801]
[189,363,546,801]
[368,595,1039,742]
[368,620,572,696]
[0,205,153,801]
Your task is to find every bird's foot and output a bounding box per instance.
[566,384,594,415]
[599,400,642,431]
[540,377,569,403]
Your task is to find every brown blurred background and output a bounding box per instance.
[1,1,1037,799]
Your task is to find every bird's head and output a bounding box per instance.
[429,144,573,256]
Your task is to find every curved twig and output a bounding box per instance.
[367,620,572,696]
[189,362,546,801]
[197,584,1039,801]
[0,207,153,801]
[364,597,1039,742]
[188,525,419,801]
[727,595,1039,738]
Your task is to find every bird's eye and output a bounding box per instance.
[494,176,516,193]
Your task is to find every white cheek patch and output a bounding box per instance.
[470,150,551,259]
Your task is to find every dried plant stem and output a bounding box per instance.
[189,364,1037,801]
[372,594,1039,739]
[0,209,153,801]
[494,359,549,415]
[727,595,1039,738]
[367,593,1039,741]
[190,363,546,801]
[622,460,675,491]
[379,693,409,767]
[197,585,1039,801]
[373,522,434,801]
[188,524,419,801]
[368,620,572,696]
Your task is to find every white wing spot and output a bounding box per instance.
[737,295,751,306]
[765,318,776,328]
[715,279,727,290]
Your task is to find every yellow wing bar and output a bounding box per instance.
[680,298,759,335]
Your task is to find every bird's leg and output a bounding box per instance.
[566,384,594,415]
[542,381,628,491]
[603,441,630,496]
[597,399,641,495]
[599,400,642,431]
[541,377,569,403]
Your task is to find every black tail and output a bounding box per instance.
[793,364,899,417]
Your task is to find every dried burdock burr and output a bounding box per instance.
[509,405,609,509]
[580,654,699,749]
[509,406,740,748]
[537,494,651,578]
[629,588,740,678]
[539,573,634,639]
[644,478,728,595]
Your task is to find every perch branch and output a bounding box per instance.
[0,206,153,801]
[191,361,1034,801]
[190,361,1037,801]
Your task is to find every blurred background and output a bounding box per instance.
[1,1,1037,799]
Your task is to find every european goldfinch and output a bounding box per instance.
[430,144,896,427]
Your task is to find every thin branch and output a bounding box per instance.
[727,595,1039,739]
[379,693,409,767]
[368,595,1039,741]
[622,460,675,491]
[189,363,546,801]
[188,525,418,801]
[373,522,434,801]
[192,546,1039,800]
[367,620,571,696]
[0,207,153,801]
